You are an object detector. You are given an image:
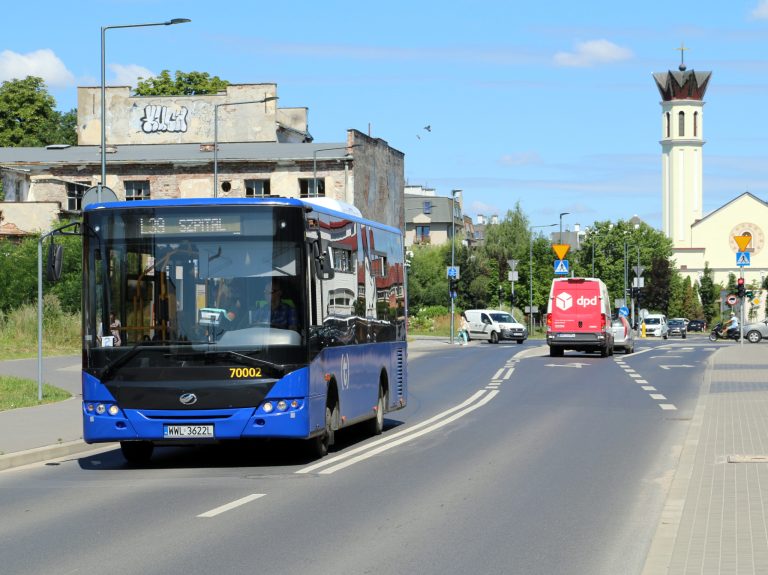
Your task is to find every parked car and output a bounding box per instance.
[687,319,706,332]
[643,314,668,338]
[743,319,768,343]
[610,315,635,354]
[667,318,687,339]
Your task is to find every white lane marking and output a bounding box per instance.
[659,404,678,411]
[642,386,657,390]
[650,394,667,400]
[314,391,500,475]
[629,374,642,379]
[492,368,505,380]
[197,494,266,518]
[297,390,489,474]
[637,379,648,384]
[503,367,514,379]
[651,355,681,359]
[660,364,694,370]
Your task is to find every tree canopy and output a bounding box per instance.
[0,76,76,147]
[134,70,230,96]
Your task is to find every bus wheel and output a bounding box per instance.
[310,405,334,459]
[367,387,385,436]
[120,441,154,465]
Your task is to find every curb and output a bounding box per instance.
[0,439,110,472]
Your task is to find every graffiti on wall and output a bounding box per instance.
[141,105,189,133]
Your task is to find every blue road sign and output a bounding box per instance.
[554,259,569,275]
[619,306,629,317]
[736,251,751,267]
[447,266,458,278]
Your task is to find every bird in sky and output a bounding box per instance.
[423,125,431,132]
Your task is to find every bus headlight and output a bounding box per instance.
[96,404,106,415]
[108,405,119,416]
[276,400,288,412]
[262,402,274,413]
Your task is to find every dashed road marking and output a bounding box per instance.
[198,494,266,518]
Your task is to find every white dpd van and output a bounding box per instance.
[463,309,528,344]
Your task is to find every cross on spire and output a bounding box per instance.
[676,42,688,71]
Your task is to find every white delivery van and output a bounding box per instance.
[463,309,528,344]
[546,277,614,357]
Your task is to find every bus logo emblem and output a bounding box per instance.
[179,393,198,406]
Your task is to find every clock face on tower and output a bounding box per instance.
[729,222,765,254]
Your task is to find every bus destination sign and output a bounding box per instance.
[138,215,241,235]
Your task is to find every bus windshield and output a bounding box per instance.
[83,205,307,377]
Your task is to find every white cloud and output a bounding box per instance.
[553,39,633,67]
[470,201,501,216]
[0,49,74,87]
[751,0,768,19]
[499,152,542,167]
[109,64,155,88]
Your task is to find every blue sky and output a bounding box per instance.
[4,0,768,232]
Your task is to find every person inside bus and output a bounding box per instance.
[252,279,298,331]
[216,279,246,329]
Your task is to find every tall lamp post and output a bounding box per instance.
[213,96,278,196]
[530,224,557,335]
[559,212,570,244]
[450,189,462,344]
[312,145,359,198]
[100,18,191,202]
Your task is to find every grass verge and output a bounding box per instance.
[0,376,71,411]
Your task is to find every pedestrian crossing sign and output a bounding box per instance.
[554,259,569,275]
[736,251,751,267]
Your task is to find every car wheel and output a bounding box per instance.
[490,331,499,344]
[517,339,524,344]
[682,333,687,339]
[549,347,563,357]
[625,345,632,354]
[747,330,762,344]
[663,334,668,339]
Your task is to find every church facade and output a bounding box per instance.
[654,63,768,292]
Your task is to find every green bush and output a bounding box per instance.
[0,295,79,359]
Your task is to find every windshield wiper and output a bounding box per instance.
[97,340,204,380]
[204,350,289,376]
[98,344,147,381]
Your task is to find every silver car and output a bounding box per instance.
[743,319,768,343]
[610,316,635,354]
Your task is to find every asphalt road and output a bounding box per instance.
[0,336,719,575]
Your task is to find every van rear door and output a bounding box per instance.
[550,279,604,333]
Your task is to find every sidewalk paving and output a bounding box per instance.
[4,343,768,574]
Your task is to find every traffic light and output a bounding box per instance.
[449,279,458,299]
[737,277,746,298]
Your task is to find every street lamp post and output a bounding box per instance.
[100,18,190,202]
[450,189,462,344]
[559,212,570,244]
[312,145,359,198]
[213,96,278,196]
[529,224,557,335]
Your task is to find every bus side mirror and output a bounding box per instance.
[312,241,335,281]
[47,242,63,282]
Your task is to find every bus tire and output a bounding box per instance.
[309,405,334,459]
[367,386,385,436]
[120,441,154,465]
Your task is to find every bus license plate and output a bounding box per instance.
[163,424,214,439]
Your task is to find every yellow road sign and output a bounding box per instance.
[734,235,752,252]
[552,244,570,260]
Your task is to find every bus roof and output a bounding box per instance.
[83,196,401,234]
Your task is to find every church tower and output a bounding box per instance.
[653,56,711,248]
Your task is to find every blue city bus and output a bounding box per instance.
[78,197,407,463]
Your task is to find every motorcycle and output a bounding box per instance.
[708,322,741,342]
